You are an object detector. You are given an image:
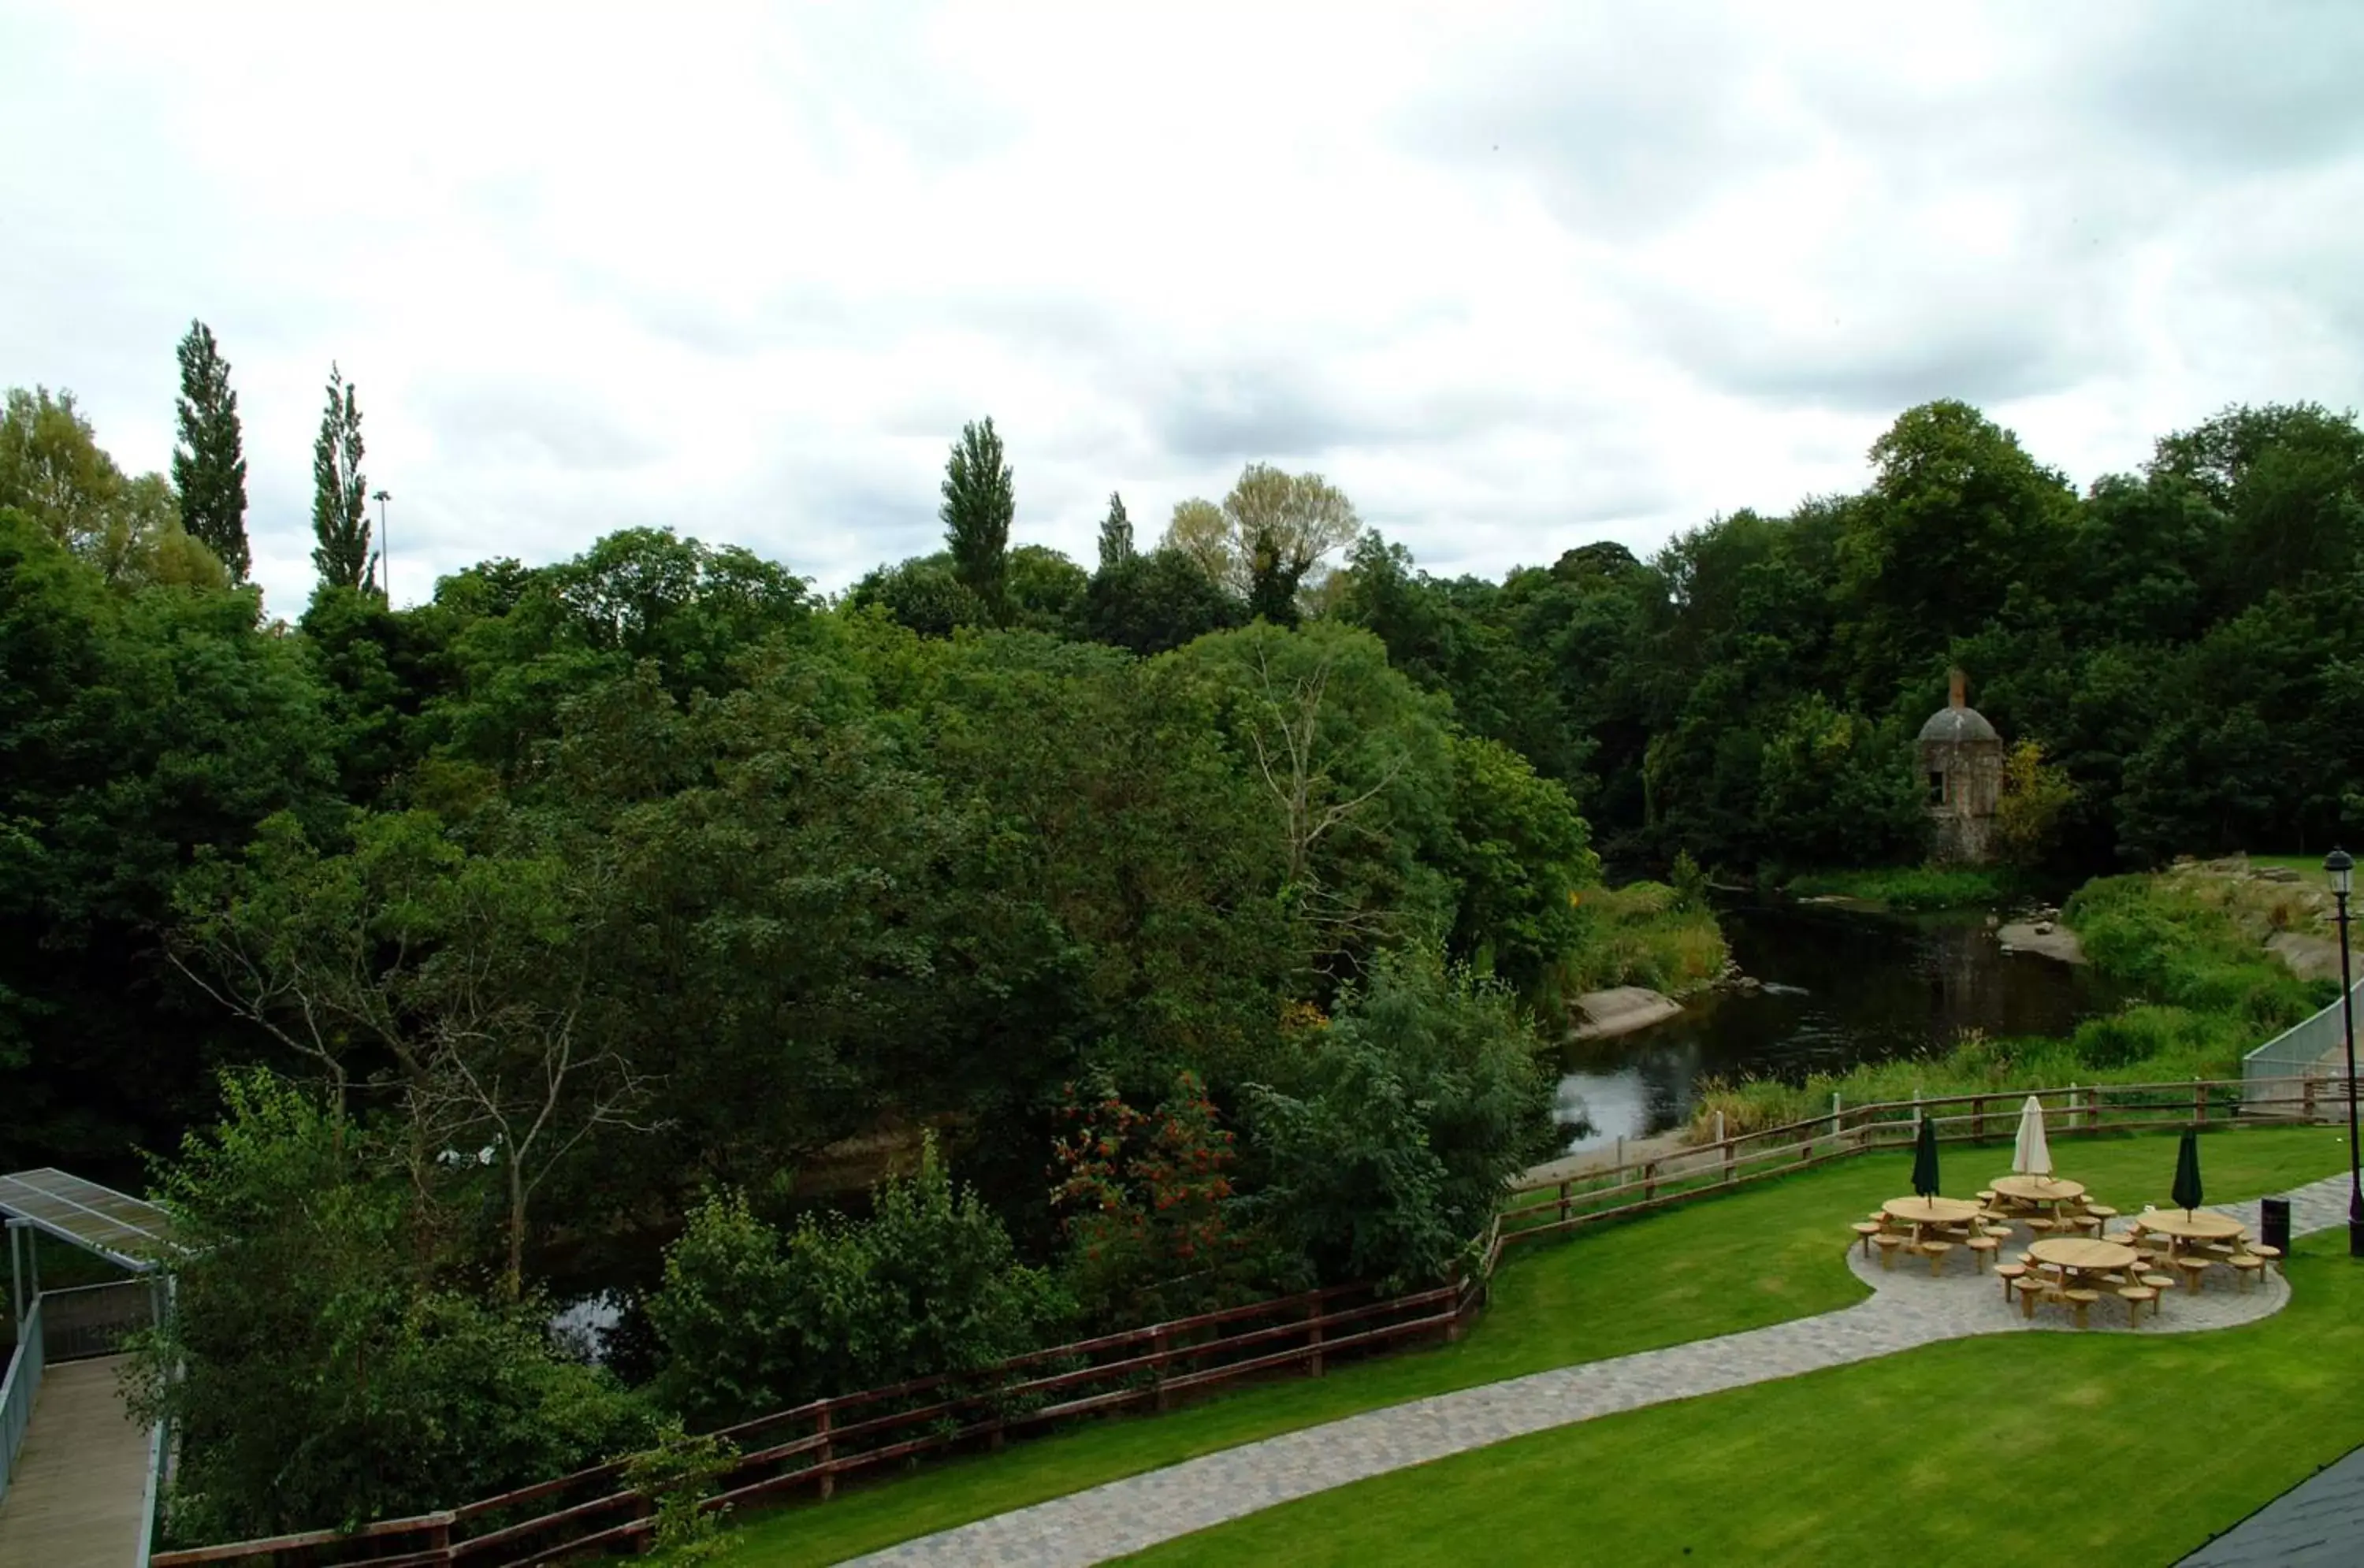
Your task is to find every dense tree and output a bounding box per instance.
[310,362,374,593]
[1162,463,1362,619]
[1076,545,1244,656]
[171,320,250,579]
[940,417,1013,619]
[1,385,222,589]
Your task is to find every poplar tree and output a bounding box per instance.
[1097,491,1136,572]
[171,321,250,579]
[310,363,374,593]
[940,418,1013,619]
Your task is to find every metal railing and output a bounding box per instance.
[1,1293,46,1510]
[2243,974,2364,1093]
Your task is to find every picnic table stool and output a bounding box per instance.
[1874,1233,1907,1270]
[2230,1254,2266,1291]
[1967,1235,2000,1271]
[2173,1255,2212,1293]
[2064,1287,2101,1328]
[1852,1221,1883,1258]
[2140,1272,2175,1301]
[1920,1239,1955,1276]
[1976,1189,1997,1203]
[2013,1275,2050,1319]
[2250,1243,2284,1275]
[2084,1203,2118,1227]
[2024,1216,2060,1235]
[2117,1284,2158,1325]
[1995,1261,2028,1301]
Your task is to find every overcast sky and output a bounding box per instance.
[6,2,2362,615]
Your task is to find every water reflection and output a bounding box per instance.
[1554,899,2117,1154]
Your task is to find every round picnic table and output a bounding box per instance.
[1883,1196,1985,1228]
[2028,1236,2138,1276]
[1991,1175,2087,1206]
[2133,1208,2246,1248]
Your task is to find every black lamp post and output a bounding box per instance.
[2326,848,2363,1258]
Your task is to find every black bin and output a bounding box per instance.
[2262,1196,2292,1255]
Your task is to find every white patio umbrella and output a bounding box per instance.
[2011,1095,2054,1179]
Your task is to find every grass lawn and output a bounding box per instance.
[713,1126,2351,1566]
[1127,1223,2364,1566]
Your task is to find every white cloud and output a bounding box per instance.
[4,0,2361,616]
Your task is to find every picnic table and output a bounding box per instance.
[1990,1175,2086,1212]
[2132,1208,2245,1247]
[2023,1236,2152,1325]
[1882,1196,1984,1234]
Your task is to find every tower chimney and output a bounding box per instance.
[1948,667,1967,710]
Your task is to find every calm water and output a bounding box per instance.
[1553,899,2117,1154]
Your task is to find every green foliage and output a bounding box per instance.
[647,1138,1065,1428]
[1076,546,1245,655]
[172,319,250,579]
[1242,952,1552,1291]
[848,552,987,637]
[625,1418,739,1562]
[310,362,374,592]
[1,385,222,589]
[1049,1072,1269,1326]
[941,417,1014,619]
[125,1070,652,1543]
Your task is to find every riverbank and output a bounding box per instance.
[1553,879,1727,1002]
[1685,868,2333,1139]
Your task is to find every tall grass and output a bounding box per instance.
[1548,881,1729,999]
[1780,865,2017,912]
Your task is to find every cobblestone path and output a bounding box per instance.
[842,1173,2352,1568]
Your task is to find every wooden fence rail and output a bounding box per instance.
[154,1070,2347,1567]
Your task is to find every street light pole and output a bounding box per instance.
[372,489,391,604]
[2327,848,2362,1258]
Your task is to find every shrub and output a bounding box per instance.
[648,1135,1064,1427]
[1243,949,1552,1291]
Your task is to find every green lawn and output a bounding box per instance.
[1128,1223,2364,1566]
[714,1126,2351,1566]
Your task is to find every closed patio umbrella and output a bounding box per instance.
[1912,1113,1942,1202]
[2012,1095,2053,1178]
[2173,1127,2204,1216]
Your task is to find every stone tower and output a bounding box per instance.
[1916,667,2002,864]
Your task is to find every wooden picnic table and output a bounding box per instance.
[2028,1236,2138,1276]
[1883,1196,1984,1232]
[2133,1208,2245,1243]
[1991,1175,2087,1208]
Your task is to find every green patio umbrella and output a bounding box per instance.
[2172,1127,2204,1216]
[1912,1114,1942,1202]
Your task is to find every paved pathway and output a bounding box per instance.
[843,1173,2352,1567]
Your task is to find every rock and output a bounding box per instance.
[2266,931,2345,983]
[1570,987,1684,1042]
[1735,975,1762,991]
[1997,920,2086,964]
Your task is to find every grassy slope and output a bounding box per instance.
[717,1128,2349,1566]
[1130,1222,2364,1567]
[1782,864,2016,911]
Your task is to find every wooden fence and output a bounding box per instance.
[150,1265,1492,1568]
[1496,1072,2336,1248]
[151,1071,2334,1566]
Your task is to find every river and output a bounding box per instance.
[1552,897,2118,1155]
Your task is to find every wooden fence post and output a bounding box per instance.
[816,1404,836,1499]
[427,1517,452,1562]
[2194,1077,2207,1126]
[1831,1092,1842,1146]
[1307,1299,1325,1378]
[2088,1083,2100,1131]
[1153,1328,1172,1412]
[1645,1160,1659,1202]
[2305,1074,2318,1120]
[1972,1096,1985,1142]
[1723,1133,1736,1184]
[1558,1180,1571,1225]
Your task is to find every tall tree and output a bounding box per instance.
[1097,491,1136,571]
[940,417,1013,619]
[172,320,250,579]
[1158,463,1362,616]
[310,363,374,593]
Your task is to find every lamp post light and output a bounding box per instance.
[2326,847,2363,1258]
[372,489,391,604]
